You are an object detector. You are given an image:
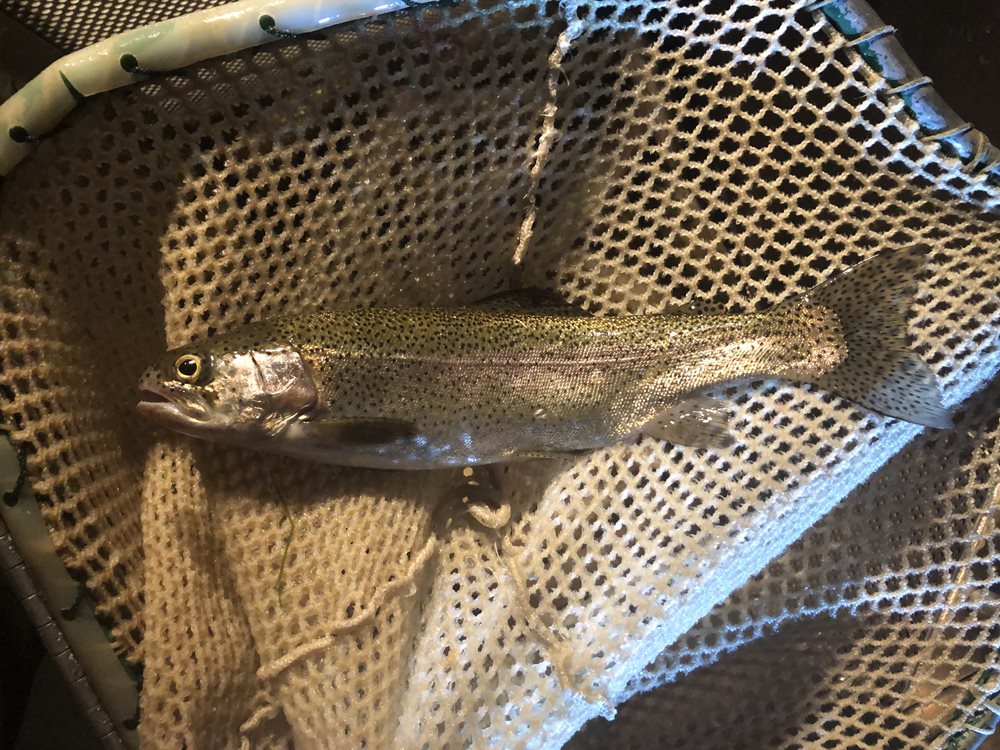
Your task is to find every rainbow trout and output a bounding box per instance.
[137,246,951,468]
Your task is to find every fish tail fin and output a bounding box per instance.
[800,245,952,428]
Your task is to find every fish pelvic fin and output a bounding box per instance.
[797,245,953,428]
[642,395,735,450]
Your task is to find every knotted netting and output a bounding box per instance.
[0,0,998,747]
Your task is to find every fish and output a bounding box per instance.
[136,246,952,469]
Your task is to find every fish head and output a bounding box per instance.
[137,338,318,441]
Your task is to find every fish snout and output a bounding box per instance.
[138,366,160,388]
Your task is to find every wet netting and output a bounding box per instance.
[1,0,999,747]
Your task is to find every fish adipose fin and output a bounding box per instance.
[661,299,732,317]
[798,245,953,428]
[643,395,735,450]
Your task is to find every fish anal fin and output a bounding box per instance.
[642,396,735,450]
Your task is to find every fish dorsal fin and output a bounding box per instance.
[470,288,592,316]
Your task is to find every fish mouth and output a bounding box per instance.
[137,386,171,405]
[136,384,210,426]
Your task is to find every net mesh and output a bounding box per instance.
[0,0,999,747]
[570,380,1000,749]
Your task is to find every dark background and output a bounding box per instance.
[867,0,1000,144]
[1,1,999,748]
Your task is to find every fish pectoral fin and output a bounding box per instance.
[295,417,419,445]
[642,396,735,450]
[261,412,299,437]
[470,288,591,316]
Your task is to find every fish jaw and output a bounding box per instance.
[136,382,218,436]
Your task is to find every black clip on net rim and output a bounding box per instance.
[259,15,330,41]
[2,439,28,507]
[6,72,85,146]
[120,53,181,77]
[59,582,89,620]
[7,122,70,144]
[257,14,346,41]
[8,125,40,144]
[402,0,462,9]
[259,14,303,39]
[122,702,141,732]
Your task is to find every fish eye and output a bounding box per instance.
[174,354,204,382]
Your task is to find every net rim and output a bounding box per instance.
[0,0,998,180]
